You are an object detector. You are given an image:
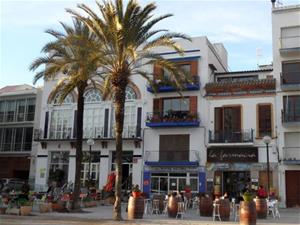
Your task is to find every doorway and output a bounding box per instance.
[223,171,250,199]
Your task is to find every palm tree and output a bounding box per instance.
[29,18,103,210]
[67,0,191,219]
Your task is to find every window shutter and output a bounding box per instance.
[189,96,198,114]
[73,110,77,138]
[214,107,223,131]
[153,64,163,80]
[191,61,198,76]
[258,104,272,137]
[153,98,162,113]
[104,108,109,138]
[136,107,142,138]
[44,111,49,138]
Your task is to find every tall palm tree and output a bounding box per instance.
[67,0,191,219]
[29,18,103,210]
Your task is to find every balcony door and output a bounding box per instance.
[159,134,189,161]
[282,61,300,84]
[283,95,300,122]
[214,106,241,142]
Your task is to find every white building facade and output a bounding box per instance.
[272,4,300,208]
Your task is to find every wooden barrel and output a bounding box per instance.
[152,195,164,213]
[254,198,267,219]
[167,195,178,218]
[240,201,257,225]
[199,196,213,216]
[128,196,144,219]
[218,199,230,221]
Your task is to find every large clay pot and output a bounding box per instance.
[218,199,230,221]
[167,195,178,218]
[240,201,257,225]
[20,206,32,216]
[128,196,144,219]
[254,198,267,219]
[199,196,213,216]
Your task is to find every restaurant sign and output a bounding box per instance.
[207,147,258,163]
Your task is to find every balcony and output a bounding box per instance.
[145,111,200,128]
[144,150,200,167]
[280,72,300,91]
[34,125,141,141]
[147,76,200,93]
[282,147,300,165]
[205,79,276,97]
[281,110,300,126]
[208,129,254,145]
[279,36,300,55]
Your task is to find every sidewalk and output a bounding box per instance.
[1,205,299,225]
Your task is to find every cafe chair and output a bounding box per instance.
[213,202,221,221]
[152,199,160,215]
[176,202,185,219]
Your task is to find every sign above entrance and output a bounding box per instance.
[207,147,258,163]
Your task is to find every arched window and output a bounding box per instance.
[84,89,102,103]
[125,87,137,101]
[53,93,74,104]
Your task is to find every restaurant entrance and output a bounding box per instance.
[223,171,250,199]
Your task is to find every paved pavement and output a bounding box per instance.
[0,205,299,225]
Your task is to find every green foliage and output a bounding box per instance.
[243,191,254,202]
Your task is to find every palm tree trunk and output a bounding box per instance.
[72,82,87,210]
[113,85,126,220]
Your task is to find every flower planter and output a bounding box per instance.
[0,207,7,214]
[167,195,178,218]
[39,203,52,213]
[6,207,20,215]
[51,202,65,211]
[254,198,267,219]
[84,201,98,208]
[127,196,144,219]
[240,201,257,225]
[132,191,141,198]
[20,206,32,216]
[199,196,213,217]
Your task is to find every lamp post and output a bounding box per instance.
[263,135,271,198]
[87,138,95,188]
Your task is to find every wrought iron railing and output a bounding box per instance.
[282,147,300,161]
[209,129,254,143]
[280,72,300,85]
[146,111,199,124]
[282,110,300,123]
[145,150,200,162]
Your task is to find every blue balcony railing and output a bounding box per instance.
[146,111,200,128]
[147,76,200,93]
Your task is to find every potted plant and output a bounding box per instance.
[240,191,257,225]
[0,197,7,214]
[19,199,32,216]
[131,184,141,198]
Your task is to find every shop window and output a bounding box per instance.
[49,152,69,187]
[257,104,272,137]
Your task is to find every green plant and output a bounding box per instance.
[18,198,32,207]
[243,191,254,202]
[132,185,141,193]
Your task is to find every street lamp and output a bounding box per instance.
[87,138,95,188]
[263,135,271,198]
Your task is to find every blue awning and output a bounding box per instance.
[145,161,199,167]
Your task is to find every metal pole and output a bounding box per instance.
[88,145,92,189]
[266,143,270,198]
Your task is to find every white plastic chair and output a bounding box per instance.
[152,199,160,214]
[213,202,221,221]
[176,202,185,219]
[268,200,280,219]
[234,204,240,221]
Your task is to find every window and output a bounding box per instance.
[163,98,189,113]
[49,152,69,187]
[283,95,300,122]
[26,98,35,121]
[282,61,300,84]
[257,104,272,137]
[163,63,191,80]
[217,75,258,82]
[125,87,137,101]
[16,99,26,122]
[215,106,241,132]
[159,135,189,161]
[281,26,300,49]
[6,100,15,122]
[49,110,73,139]
[84,89,102,103]
[53,93,74,105]
[0,127,32,152]
[81,152,100,187]
[0,101,5,122]
[83,108,104,138]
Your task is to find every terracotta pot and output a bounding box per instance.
[51,202,64,211]
[254,198,267,219]
[128,196,144,219]
[167,195,178,218]
[39,203,52,213]
[199,196,213,217]
[218,199,230,221]
[20,206,32,216]
[152,195,164,213]
[240,201,257,225]
[84,201,98,208]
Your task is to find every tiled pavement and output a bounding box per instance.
[0,205,299,225]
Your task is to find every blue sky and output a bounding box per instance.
[1,0,299,88]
